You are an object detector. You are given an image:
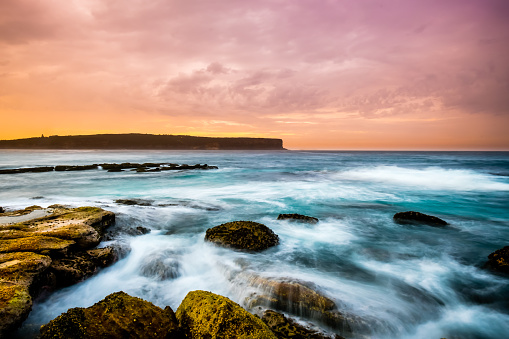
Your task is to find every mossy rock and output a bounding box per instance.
[262,310,345,339]
[393,211,448,227]
[485,246,509,274]
[40,291,180,339]
[205,221,279,251]
[0,252,52,337]
[176,290,276,339]
[0,236,74,254]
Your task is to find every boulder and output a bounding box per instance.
[277,213,319,224]
[244,276,369,336]
[485,246,509,274]
[205,221,279,251]
[393,211,448,227]
[0,252,52,336]
[176,290,276,339]
[262,310,345,339]
[0,207,4,213]
[39,291,180,339]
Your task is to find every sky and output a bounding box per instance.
[1,0,508,150]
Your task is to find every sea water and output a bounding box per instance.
[1,150,508,339]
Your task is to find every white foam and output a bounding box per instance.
[336,166,509,191]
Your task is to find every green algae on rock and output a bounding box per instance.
[205,221,279,251]
[0,252,52,336]
[0,205,117,338]
[176,290,277,339]
[39,291,180,339]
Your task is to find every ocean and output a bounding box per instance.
[1,150,508,338]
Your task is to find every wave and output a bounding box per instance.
[336,166,509,191]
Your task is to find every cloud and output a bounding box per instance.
[0,0,508,147]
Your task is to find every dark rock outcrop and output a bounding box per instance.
[0,207,4,213]
[39,291,180,339]
[277,213,319,224]
[115,199,153,206]
[0,206,116,338]
[54,165,98,171]
[262,310,345,339]
[0,166,54,175]
[205,221,279,251]
[485,246,509,274]
[176,290,276,339]
[393,211,448,226]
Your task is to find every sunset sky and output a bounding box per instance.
[1,0,508,150]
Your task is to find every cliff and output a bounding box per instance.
[0,134,284,150]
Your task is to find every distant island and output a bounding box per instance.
[0,134,284,150]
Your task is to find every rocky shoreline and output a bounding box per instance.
[0,162,218,175]
[1,206,507,338]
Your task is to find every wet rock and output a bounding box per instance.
[50,247,117,287]
[393,211,448,226]
[104,226,151,240]
[205,221,279,251]
[140,252,180,280]
[277,213,319,224]
[176,290,276,339]
[0,207,4,213]
[485,246,509,274]
[244,275,370,336]
[40,291,180,339]
[0,166,54,175]
[262,310,345,339]
[0,252,52,337]
[115,198,153,206]
[54,165,98,171]
[0,206,116,337]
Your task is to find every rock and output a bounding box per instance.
[139,252,180,280]
[115,199,153,206]
[0,236,74,255]
[54,165,98,171]
[277,213,319,224]
[262,310,345,339]
[176,290,276,339]
[39,291,180,339]
[0,252,52,336]
[393,211,448,226]
[205,221,279,251]
[0,207,4,213]
[50,247,117,287]
[0,206,117,338]
[0,166,54,175]
[485,246,509,274]
[244,276,370,336]
[103,226,151,241]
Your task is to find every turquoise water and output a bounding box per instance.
[1,150,508,338]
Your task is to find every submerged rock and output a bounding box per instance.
[393,211,448,227]
[205,221,279,251]
[277,213,319,224]
[0,205,116,337]
[485,246,509,274]
[262,310,345,339]
[115,199,153,206]
[40,291,180,339]
[176,290,276,339]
